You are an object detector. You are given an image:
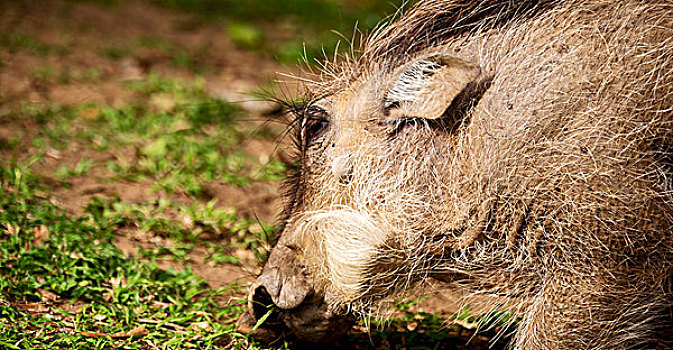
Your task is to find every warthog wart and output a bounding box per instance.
[237,0,673,348]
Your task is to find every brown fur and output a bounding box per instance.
[240,1,673,348]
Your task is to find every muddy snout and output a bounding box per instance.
[236,245,353,344]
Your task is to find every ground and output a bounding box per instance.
[0,1,511,349]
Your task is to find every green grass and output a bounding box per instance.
[0,164,254,350]
[336,300,511,350]
[0,32,66,56]
[85,196,276,262]
[4,71,284,265]
[0,70,285,346]
[98,36,214,74]
[14,73,285,197]
[151,0,411,64]
[55,158,96,180]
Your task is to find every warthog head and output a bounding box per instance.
[237,51,485,342]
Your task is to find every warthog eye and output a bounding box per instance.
[301,105,330,142]
[380,116,431,136]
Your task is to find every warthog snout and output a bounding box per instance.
[237,245,353,344]
[250,246,312,312]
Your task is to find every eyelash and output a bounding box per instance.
[379,116,430,135]
[300,106,330,142]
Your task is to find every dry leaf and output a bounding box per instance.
[182,215,195,230]
[79,331,104,337]
[33,225,49,247]
[149,93,176,113]
[151,302,169,308]
[44,313,60,320]
[189,321,211,332]
[5,224,18,236]
[451,319,478,330]
[37,288,60,302]
[124,324,148,337]
[406,322,418,331]
[21,302,50,313]
[78,106,101,120]
[110,277,121,288]
[81,325,148,339]
[46,147,62,159]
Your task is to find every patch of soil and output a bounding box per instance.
[115,235,257,289]
[0,0,283,307]
[0,0,288,106]
[0,0,288,216]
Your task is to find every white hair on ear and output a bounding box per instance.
[382,54,481,120]
[385,59,443,109]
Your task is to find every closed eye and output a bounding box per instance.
[380,116,431,136]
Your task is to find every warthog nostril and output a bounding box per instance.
[251,284,279,322]
[251,286,275,320]
[249,245,313,311]
[235,284,282,344]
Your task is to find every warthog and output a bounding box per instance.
[237,0,673,348]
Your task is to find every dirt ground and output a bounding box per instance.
[0,0,289,288]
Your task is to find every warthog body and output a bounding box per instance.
[238,0,673,348]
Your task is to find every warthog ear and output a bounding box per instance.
[384,54,481,120]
